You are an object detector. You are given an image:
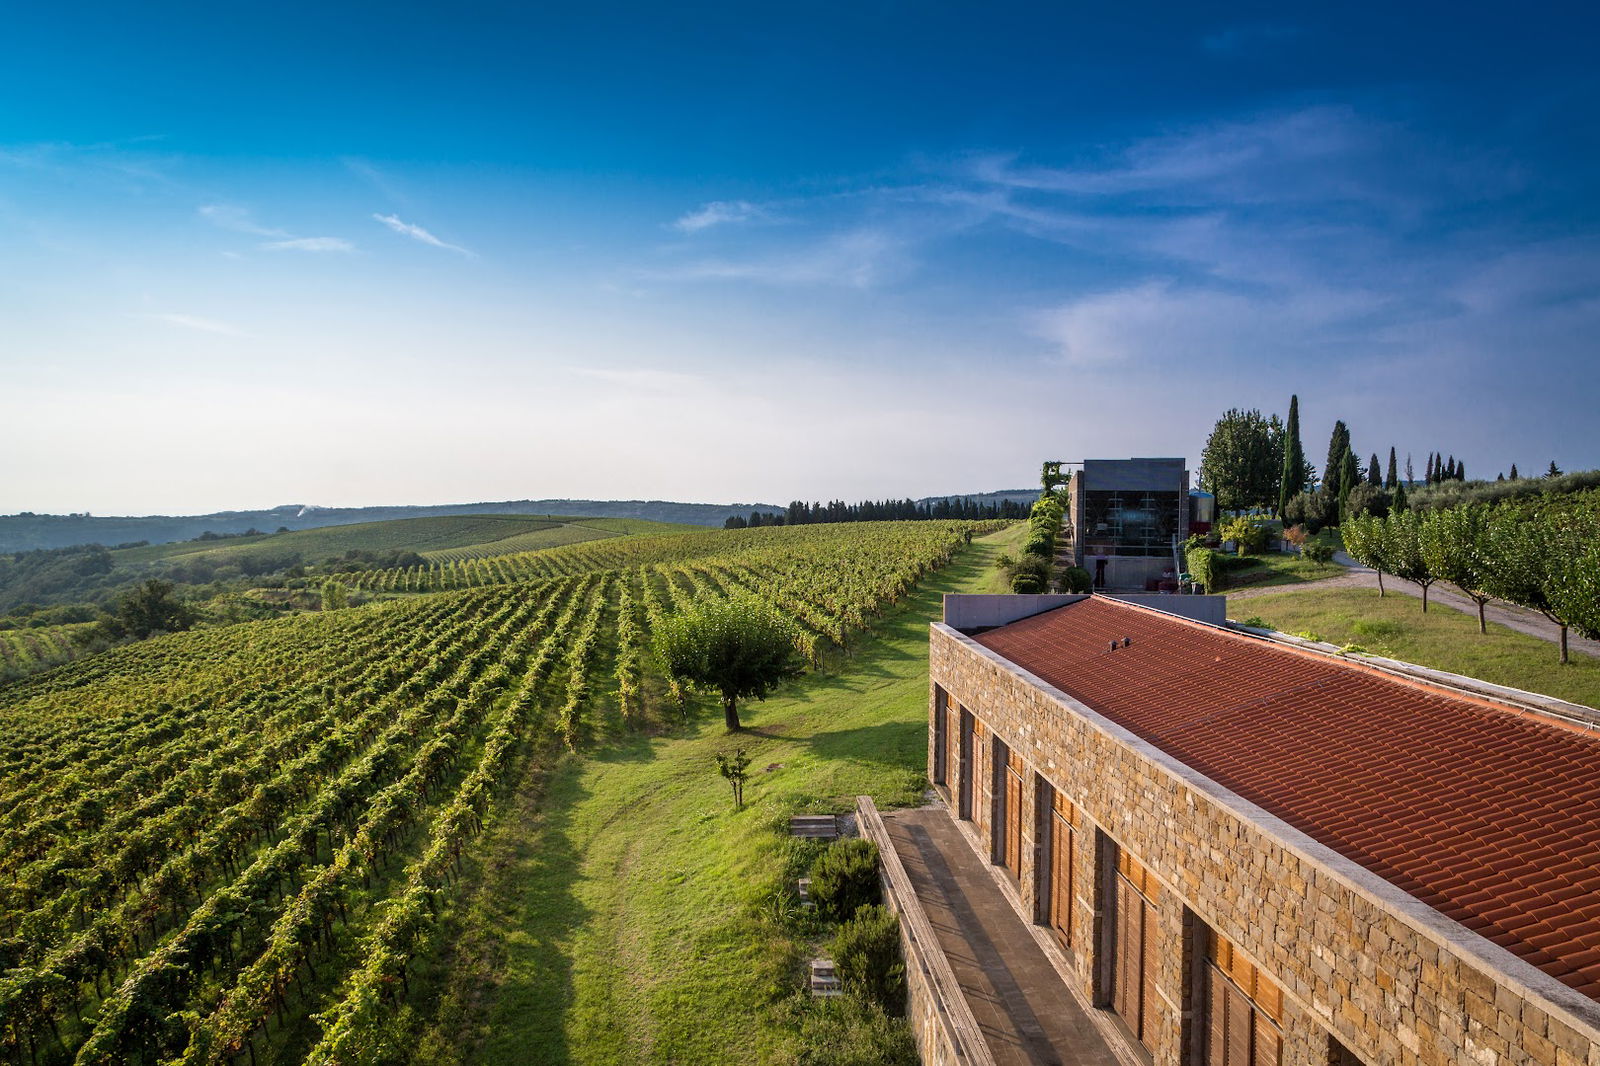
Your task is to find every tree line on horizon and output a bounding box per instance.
[723,496,1027,528]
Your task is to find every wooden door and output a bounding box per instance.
[932,688,948,785]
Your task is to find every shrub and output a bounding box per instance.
[1238,615,1269,629]
[1300,540,1335,564]
[1057,566,1092,593]
[1218,516,1268,556]
[1185,545,1221,593]
[1343,482,1390,521]
[809,838,880,920]
[832,904,906,1012]
[1022,532,1054,558]
[1281,524,1309,551]
[1282,491,1327,533]
[1010,571,1045,594]
[777,995,917,1066]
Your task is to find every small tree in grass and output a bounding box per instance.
[714,748,752,810]
[1419,506,1494,633]
[1384,510,1439,611]
[655,596,805,731]
[1342,513,1391,596]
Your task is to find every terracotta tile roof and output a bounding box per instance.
[970,596,1600,1002]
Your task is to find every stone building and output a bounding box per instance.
[925,594,1600,1065]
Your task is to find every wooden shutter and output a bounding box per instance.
[1004,753,1023,878]
[1140,896,1160,1044]
[1205,929,1285,1066]
[1113,876,1137,1025]
[1253,1011,1282,1066]
[1049,808,1073,945]
[1207,966,1228,1066]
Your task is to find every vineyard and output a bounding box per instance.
[0,520,995,1065]
[0,625,92,681]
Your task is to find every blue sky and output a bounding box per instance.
[3,2,1597,513]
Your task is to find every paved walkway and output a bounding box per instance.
[1228,552,1600,659]
[883,807,1122,1066]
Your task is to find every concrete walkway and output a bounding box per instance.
[883,807,1122,1066]
[1228,551,1600,659]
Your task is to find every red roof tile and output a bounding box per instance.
[970,596,1600,1002]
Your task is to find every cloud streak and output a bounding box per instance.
[144,313,248,337]
[673,200,766,233]
[373,213,474,257]
[263,236,355,253]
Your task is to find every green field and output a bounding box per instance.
[1238,586,1600,708]
[0,622,93,679]
[0,520,997,1065]
[422,519,699,563]
[1216,550,1343,591]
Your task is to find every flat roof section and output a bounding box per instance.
[971,597,1600,1003]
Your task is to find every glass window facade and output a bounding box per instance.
[1081,490,1181,558]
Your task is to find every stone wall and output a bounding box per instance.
[928,623,1600,1066]
[856,797,996,1066]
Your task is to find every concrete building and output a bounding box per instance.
[1069,458,1192,592]
[916,593,1600,1066]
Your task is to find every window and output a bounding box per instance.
[1205,928,1283,1066]
[1112,850,1162,1051]
[1081,489,1181,557]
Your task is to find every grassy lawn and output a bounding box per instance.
[409,529,1014,1065]
[1217,550,1343,591]
[1239,586,1600,708]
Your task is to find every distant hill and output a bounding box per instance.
[1,493,1031,553]
[0,499,785,553]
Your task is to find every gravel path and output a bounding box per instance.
[1228,551,1600,660]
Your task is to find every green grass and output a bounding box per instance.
[409,530,1012,1065]
[1217,550,1343,591]
[423,519,700,562]
[1240,586,1600,708]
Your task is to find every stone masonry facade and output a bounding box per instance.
[928,622,1600,1066]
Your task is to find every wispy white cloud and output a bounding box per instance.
[263,236,355,253]
[673,200,767,233]
[653,229,903,289]
[201,204,353,252]
[144,312,248,337]
[198,204,288,238]
[373,213,474,257]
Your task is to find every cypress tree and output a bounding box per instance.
[1337,446,1359,524]
[1385,447,1398,489]
[1393,480,1409,512]
[1446,454,1457,481]
[1367,453,1381,487]
[1457,461,1466,481]
[1323,421,1350,498]
[1509,463,1519,480]
[1278,394,1305,516]
[1425,453,1435,484]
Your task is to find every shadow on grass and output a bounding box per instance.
[470,757,594,1066]
[809,719,926,770]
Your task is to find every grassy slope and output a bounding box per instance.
[1240,586,1600,708]
[423,519,701,562]
[110,514,574,565]
[413,528,1017,1066]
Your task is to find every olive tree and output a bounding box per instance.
[654,596,805,731]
